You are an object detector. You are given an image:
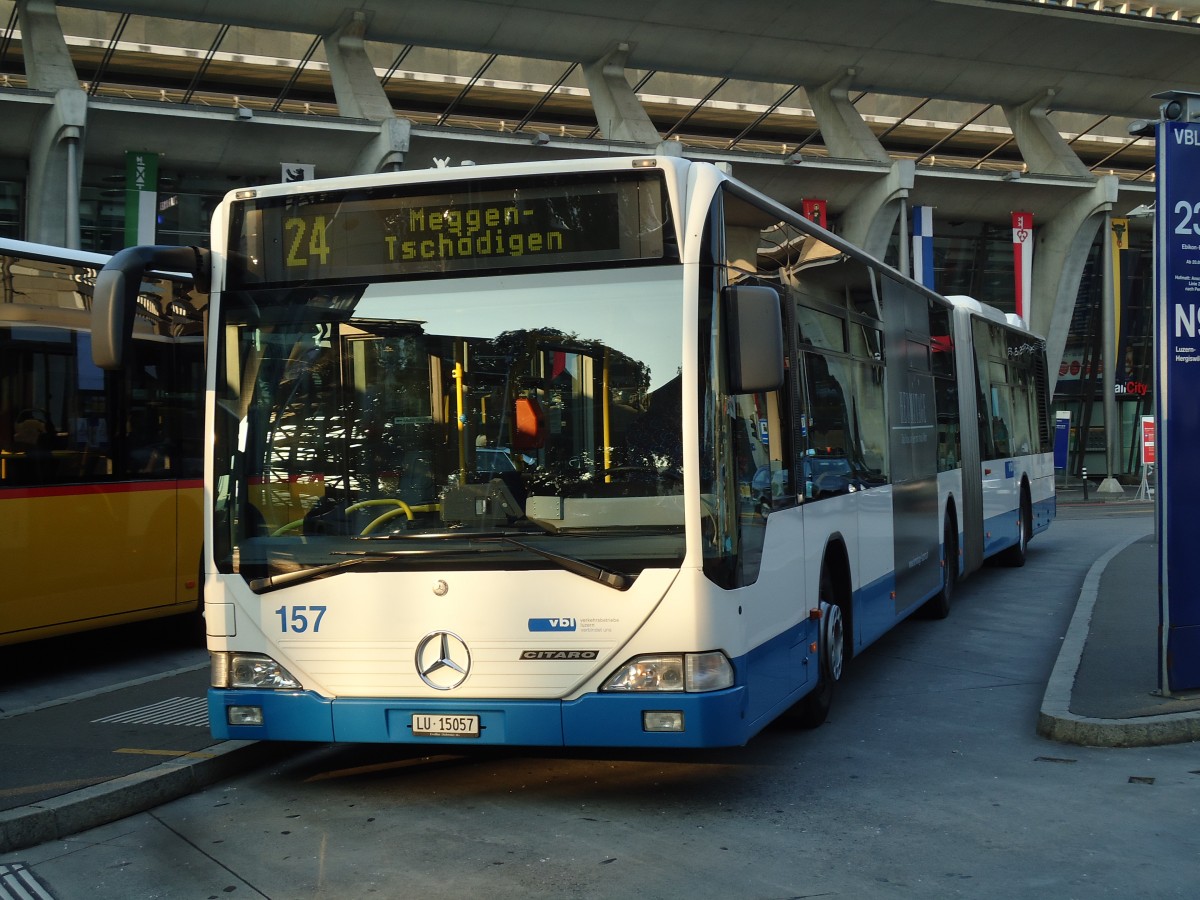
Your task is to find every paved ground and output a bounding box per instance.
[1037,486,1200,746]
[2,488,1197,857]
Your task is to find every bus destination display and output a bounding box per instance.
[232,175,668,286]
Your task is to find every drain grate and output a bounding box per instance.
[0,862,57,900]
[92,696,208,728]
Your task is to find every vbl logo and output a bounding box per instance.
[528,617,578,632]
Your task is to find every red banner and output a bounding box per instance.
[802,199,827,229]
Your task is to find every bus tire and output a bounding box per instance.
[1000,487,1031,568]
[791,566,844,729]
[923,516,957,620]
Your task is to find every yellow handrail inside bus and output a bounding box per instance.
[270,498,417,537]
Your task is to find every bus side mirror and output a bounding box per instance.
[92,245,210,370]
[722,284,784,394]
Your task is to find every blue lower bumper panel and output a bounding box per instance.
[209,685,750,748]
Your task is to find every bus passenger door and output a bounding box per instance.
[883,281,941,615]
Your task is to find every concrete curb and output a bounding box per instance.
[1037,532,1200,748]
[0,740,279,853]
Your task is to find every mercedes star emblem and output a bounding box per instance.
[415,630,471,690]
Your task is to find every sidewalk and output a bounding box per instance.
[1037,481,1200,747]
[0,666,284,853]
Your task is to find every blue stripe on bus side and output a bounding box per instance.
[1033,495,1055,536]
[852,568,900,652]
[982,508,1020,558]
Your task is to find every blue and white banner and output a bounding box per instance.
[912,205,934,289]
[1157,118,1200,692]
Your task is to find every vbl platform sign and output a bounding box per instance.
[1156,96,1200,692]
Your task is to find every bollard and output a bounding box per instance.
[1082,466,1088,501]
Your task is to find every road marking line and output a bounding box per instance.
[92,696,208,727]
[1,862,56,900]
[0,778,100,799]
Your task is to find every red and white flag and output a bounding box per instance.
[1012,212,1034,322]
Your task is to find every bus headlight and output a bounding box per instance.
[211,651,301,690]
[601,652,733,692]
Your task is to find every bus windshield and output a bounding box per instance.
[213,266,687,588]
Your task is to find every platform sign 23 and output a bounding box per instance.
[1157,118,1200,691]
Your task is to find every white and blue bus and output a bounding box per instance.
[93,156,1053,748]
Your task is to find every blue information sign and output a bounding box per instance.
[1157,118,1200,691]
[1053,412,1070,470]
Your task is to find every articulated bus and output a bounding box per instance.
[93,157,1053,748]
[0,238,206,645]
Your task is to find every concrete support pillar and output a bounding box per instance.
[1002,91,1090,178]
[838,160,915,260]
[18,0,80,92]
[352,116,412,174]
[323,11,395,121]
[324,11,411,172]
[19,1,86,247]
[805,69,890,164]
[583,43,661,145]
[28,88,87,248]
[1036,175,1119,394]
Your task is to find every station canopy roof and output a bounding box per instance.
[6,0,1200,182]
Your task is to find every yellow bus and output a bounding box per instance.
[0,238,206,645]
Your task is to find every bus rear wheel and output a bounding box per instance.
[923,517,956,619]
[1000,489,1031,568]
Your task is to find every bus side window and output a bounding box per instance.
[733,391,785,518]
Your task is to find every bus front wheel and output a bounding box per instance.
[791,568,844,729]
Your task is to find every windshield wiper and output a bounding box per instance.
[248,531,631,593]
[474,534,632,590]
[352,529,632,590]
[247,546,504,593]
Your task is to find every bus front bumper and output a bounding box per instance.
[208,686,750,748]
